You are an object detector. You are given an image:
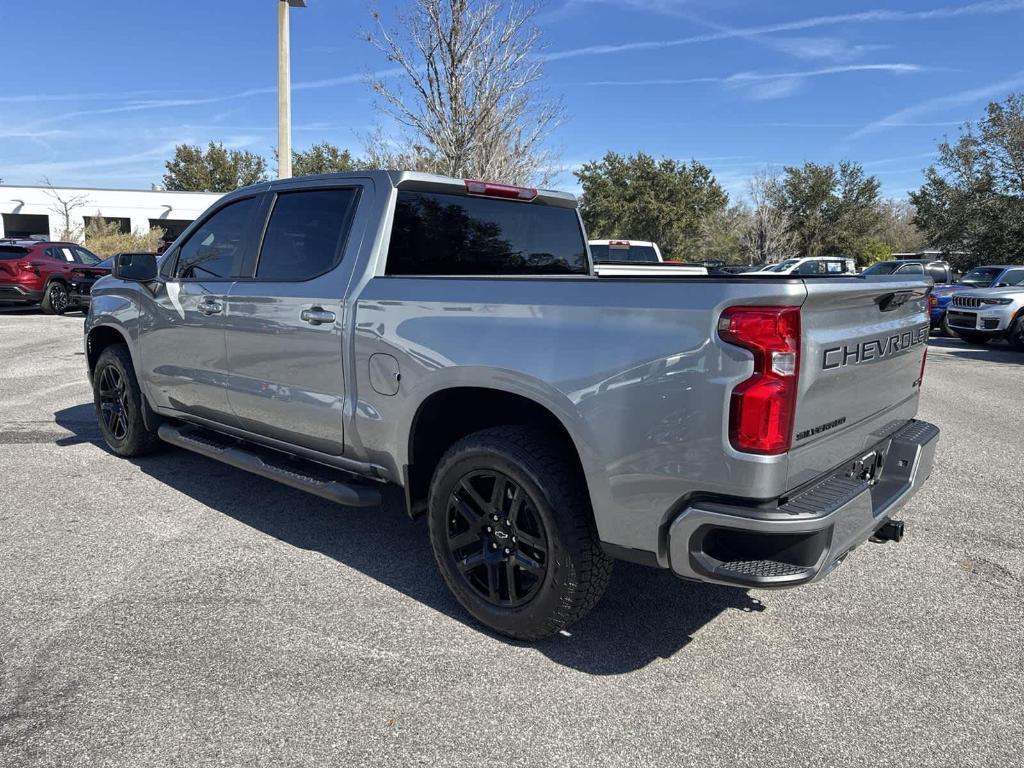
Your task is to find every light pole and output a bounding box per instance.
[278,0,306,179]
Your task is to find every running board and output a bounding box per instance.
[157,423,382,508]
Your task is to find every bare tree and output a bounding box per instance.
[42,178,89,242]
[743,168,795,264]
[366,0,564,184]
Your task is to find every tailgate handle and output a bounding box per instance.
[876,291,916,312]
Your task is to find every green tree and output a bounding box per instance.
[162,142,268,192]
[291,142,364,176]
[701,204,753,265]
[575,151,728,261]
[775,161,883,264]
[911,93,1024,269]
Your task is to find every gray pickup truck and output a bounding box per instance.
[85,171,939,639]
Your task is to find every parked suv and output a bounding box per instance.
[0,239,106,314]
[929,265,1024,335]
[945,278,1024,350]
[85,171,939,639]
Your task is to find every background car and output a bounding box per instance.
[929,265,1024,335]
[0,239,106,314]
[863,259,955,284]
[945,278,1024,350]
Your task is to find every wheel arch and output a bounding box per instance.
[86,324,131,377]
[402,385,591,520]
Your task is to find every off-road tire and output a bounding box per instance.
[93,343,162,457]
[427,426,612,640]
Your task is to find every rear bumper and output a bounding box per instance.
[0,285,42,303]
[667,419,940,588]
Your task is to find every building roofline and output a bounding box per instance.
[0,183,222,196]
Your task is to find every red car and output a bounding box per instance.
[0,239,109,314]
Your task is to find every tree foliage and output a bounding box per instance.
[575,151,728,261]
[911,93,1024,268]
[292,142,363,176]
[367,0,563,184]
[163,142,268,192]
[83,216,165,258]
[744,169,796,263]
[773,161,883,264]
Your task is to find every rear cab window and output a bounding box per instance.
[386,191,587,276]
[590,243,659,263]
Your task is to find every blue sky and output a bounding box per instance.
[1,0,1022,200]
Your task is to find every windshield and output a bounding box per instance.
[958,267,1001,287]
[589,244,659,263]
[862,262,900,275]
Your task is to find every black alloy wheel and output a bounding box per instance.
[427,426,612,640]
[43,282,69,315]
[446,469,549,608]
[97,363,130,441]
[91,343,162,457]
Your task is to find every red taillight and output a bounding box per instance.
[464,179,537,201]
[18,261,39,275]
[718,306,801,455]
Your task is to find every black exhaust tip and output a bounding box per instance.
[870,519,905,544]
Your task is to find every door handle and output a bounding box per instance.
[198,300,223,316]
[301,307,336,326]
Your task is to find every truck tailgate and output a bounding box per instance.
[787,276,931,488]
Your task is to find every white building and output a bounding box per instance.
[0,184,223,243]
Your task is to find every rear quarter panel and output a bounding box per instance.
[350,276,806,560]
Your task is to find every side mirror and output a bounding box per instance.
[996,282,1009,288]
[113,252,158,282]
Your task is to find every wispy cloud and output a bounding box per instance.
[848,70,1024,139]
[0,142,180,180]
[542,0,1024,62]
[574,63,927,99]
[16,68,404,130]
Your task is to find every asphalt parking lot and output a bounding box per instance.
[0,307,1021,768]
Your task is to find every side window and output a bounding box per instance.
[255,188,358,281]
[1001,269,1024,285]
[73,247,101,265]
[175,197,257,280]
[44,247,60,260]
[797,261,823,275]
[386,191,588,275]
[898,263,925,275]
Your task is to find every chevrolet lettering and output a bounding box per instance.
[822,324,929,370]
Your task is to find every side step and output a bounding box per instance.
[157,423,382,508]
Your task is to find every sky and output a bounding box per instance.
[1,0,1022,201]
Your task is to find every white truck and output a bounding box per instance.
[588,239,706,277]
